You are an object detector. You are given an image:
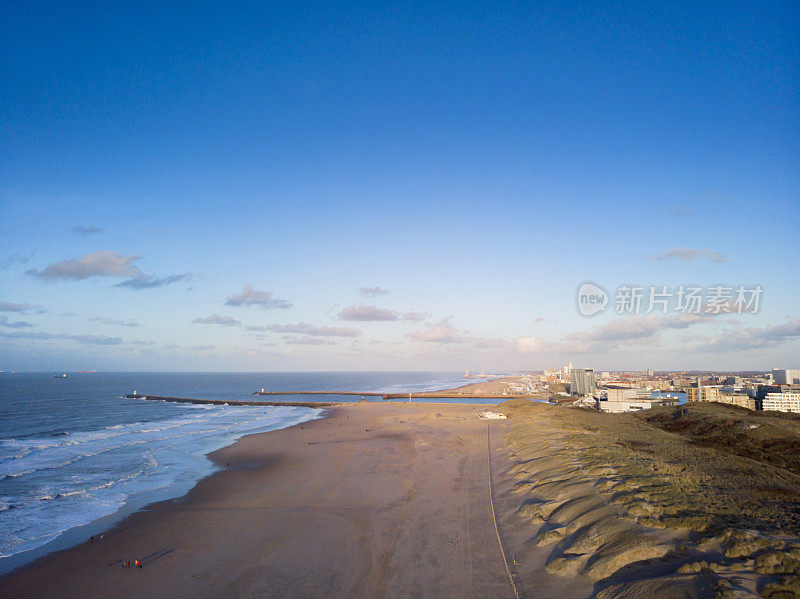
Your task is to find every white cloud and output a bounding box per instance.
[192,314,241,326]
[115,273,192,289]
[338,305,428,322]
[517,313,719,354]
[0,315,34,328]
[472,337,508,349]
[406,318,507,348]
[359,286,390,297]
[28,251,143,280]
[0,331,123,345]
[518,336,547,353]
[27,251,190,290]
[407,319,463,343]
[692,319,800,352]
[225,285,292,309]
[0,302,31,313]
[339,305,399,321]
[248,322,360,337]
[72,225,101,236]
[284,336,337,345]
[0,251,34,269]
[87,316,141,327]
[66,334,124,345]
[650,247,727,263]
[400,312,429,322]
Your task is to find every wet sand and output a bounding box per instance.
[0,402,525,599]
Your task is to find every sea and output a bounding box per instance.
[0,371,489,574]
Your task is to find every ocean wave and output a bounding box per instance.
[0,404,320,560]
[3,408,250,452]
[1,421,251,479]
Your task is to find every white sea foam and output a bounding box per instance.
[0,404,320,560]
[0,371,464,568]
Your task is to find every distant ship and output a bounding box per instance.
[54,373,67,378]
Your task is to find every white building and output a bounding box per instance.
[772,369,800,385]
[606,388,651,402]
[600,399,659,412]
[763,392,800,413]
[599,387,676,412]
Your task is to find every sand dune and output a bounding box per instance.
[499,399,800,598]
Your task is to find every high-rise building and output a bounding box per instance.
[570,368,596,396]
[772,369,800,385]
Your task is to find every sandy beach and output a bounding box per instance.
[0,402,527,599]
[6,398,800,598]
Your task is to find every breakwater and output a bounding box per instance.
[124,394,339,408]
[252,390,543,400]
[125,392,545,406]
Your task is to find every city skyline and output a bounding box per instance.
[2,2,798,371]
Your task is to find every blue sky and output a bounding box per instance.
[1,1,798,371]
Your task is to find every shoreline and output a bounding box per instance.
[6,377,800,596]
[0,401,520,598]
[0,405,327,577]
[0,375,536,582]
[9,397,794,596]
[0,374,520,578]
[0,399,492,575]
